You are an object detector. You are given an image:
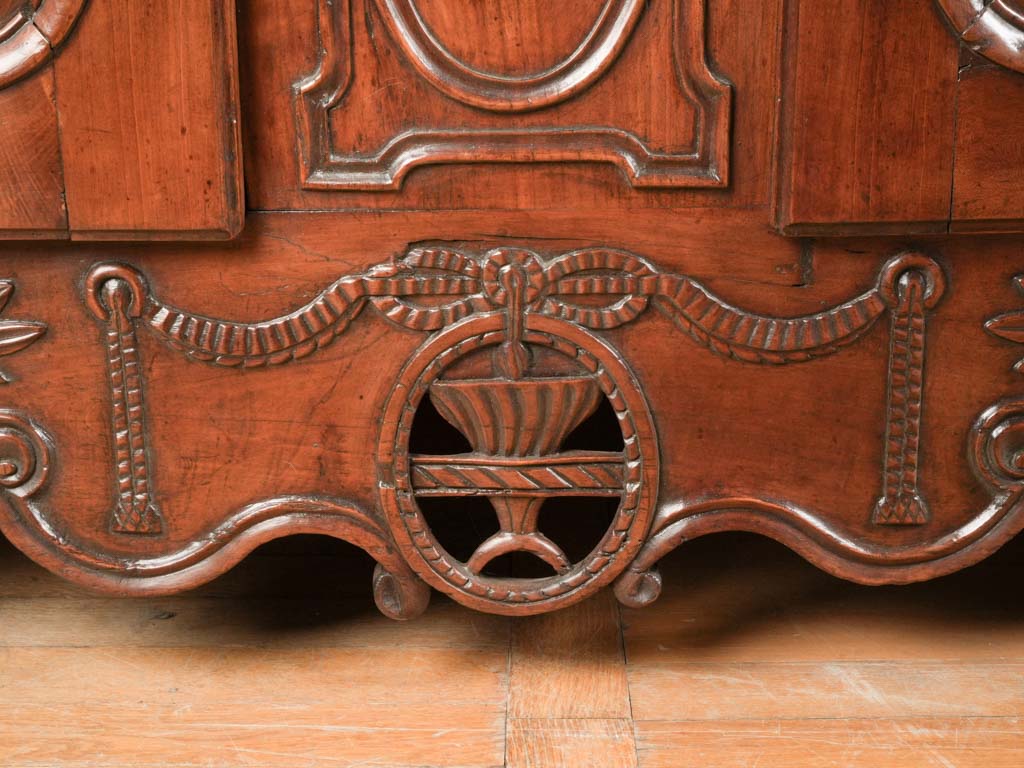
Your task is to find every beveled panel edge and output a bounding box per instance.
[294,0,732,191]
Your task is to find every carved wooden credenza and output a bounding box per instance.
[1,0,1023,618]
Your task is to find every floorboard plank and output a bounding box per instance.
[627,660,1024,721]
[507,718,638,768]
[0,646,507,768]
[4,531,1024,766]
[508,590,630,719]
[635,718,1024,768]
[0,596,509,650]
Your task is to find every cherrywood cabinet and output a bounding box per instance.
[0,0,1023,618]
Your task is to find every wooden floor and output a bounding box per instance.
[2,531,1024,767]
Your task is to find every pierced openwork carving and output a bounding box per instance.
[377,311,658,614]
[72,248,958,616]
[0,0,89,89]
[294,0,731,189]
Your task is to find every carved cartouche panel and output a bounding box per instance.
[294,0,731,190]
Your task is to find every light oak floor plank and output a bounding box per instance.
[627,659,1024,721]
[635,718,1024,768]
[4,532,1024,766]
[507,718,638,768]
[508,590,630,719]
[623,539,1024,663]
[0,646,508,768]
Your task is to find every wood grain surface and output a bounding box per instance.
[1,211,1023,611]
[775,0,959,233]
[0,66,67,238]
[0,9,1022,766]
[3,530,1024,767]
[0,0,244,241]
[53,0,244,240]
[951,60,1024,231]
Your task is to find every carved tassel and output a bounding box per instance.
[102,279,163,535]
[873,271,930,525]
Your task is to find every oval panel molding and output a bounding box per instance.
[0,0,88,89]
[376,0,646,111]
[935,0,1024,73]
[294,0,733,190]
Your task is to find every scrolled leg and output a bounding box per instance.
[372,562,431,620]
[613,565,663,609]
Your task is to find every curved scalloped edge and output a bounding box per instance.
[0,494,430,620]
[615,491,1024,608]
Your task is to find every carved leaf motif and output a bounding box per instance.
[985,312,1024,344]
[984,275,1024,373]
[0,281,12,313]
[0,321,47,357]
[0,280,46,383]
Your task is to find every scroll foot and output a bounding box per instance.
[613,566,663,608]
[372,562,431,620]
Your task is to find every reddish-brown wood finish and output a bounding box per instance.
[936,0,1024,74]
[777,1,1024,235]
[0,66,66,238]
[1,0,1024,623]
[53,0,244,240]
[951,60,1024,231]
[0,0,87,90]
[0,0,244,241]
[241,0,779,211]
[775,0,960,234]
